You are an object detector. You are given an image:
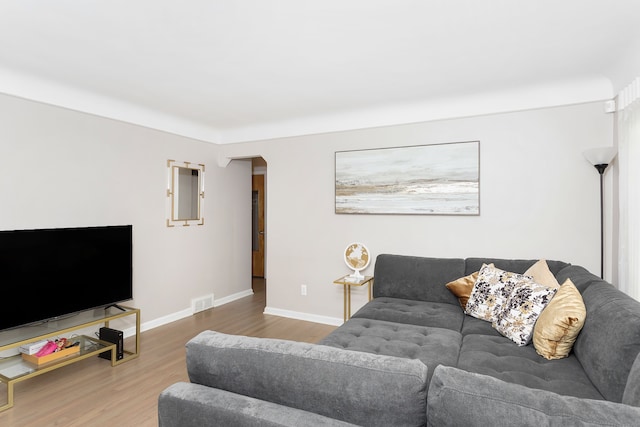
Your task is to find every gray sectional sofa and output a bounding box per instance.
[158,254,640,426]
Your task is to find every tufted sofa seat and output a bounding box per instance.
[349,297,465,329]
[319,317,460,383]
[320,301,604,401]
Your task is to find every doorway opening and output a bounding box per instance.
[252,157,267,290]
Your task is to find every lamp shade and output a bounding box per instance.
[583,147,617,166]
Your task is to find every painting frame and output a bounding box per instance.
[335,140,480,215]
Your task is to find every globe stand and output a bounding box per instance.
[348,269,364,281]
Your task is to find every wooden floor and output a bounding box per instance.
[0,279,337,427]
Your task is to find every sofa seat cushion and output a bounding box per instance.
[427,365,640,427]
[458,334,603,400]
[320,317,461,383]
[352,297,464,331]
[186,331,429,427]
[460,315,502,337]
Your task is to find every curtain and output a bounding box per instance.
[617,77,640,301]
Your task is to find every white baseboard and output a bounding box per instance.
[130,307,193,337]
[213,289,254,307]
[263,306,343,326]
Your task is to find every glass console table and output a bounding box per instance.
[0,306,140,411]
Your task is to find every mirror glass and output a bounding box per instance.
[167,160,205,226]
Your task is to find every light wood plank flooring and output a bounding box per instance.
[0,279,337,427]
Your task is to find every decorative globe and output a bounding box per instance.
[344,243,370,279]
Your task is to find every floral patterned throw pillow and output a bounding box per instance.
[465,264,532,323]
[493,280,557,346]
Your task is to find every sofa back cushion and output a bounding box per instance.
[555,264,602,294]
[373,254,465,304]
[186,331,429,427]
[464,258,569,276]
[573,280,640,402]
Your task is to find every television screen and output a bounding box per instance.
[0,225,133,331]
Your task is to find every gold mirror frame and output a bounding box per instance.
[166,159,205,227]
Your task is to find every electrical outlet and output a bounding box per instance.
[301,284,307,296]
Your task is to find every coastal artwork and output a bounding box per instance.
[335,141,479,215]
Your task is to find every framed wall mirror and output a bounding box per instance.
[166,159,205,227]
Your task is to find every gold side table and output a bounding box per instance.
[333,275,374,322]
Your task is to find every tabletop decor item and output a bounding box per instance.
[344,242,370,280]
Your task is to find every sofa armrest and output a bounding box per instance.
[159,382,357,427]
[186,331,429,427]
[427,365,640,427]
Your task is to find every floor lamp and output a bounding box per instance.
[583,147,617,279]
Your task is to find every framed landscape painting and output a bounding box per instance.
[335,141,480,215]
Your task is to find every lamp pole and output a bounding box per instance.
[594,163,608,279]
[583,147,616,280]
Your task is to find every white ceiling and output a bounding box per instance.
[1,1,639,144]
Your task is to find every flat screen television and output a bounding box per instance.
[0,225,133,331]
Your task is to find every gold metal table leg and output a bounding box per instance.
[343,284,348,323]
[7,381,13,410]
[0,380,15,411]
[347,285,351,320]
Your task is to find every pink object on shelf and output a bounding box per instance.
[34,341,57,357]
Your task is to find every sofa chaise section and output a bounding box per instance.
[159,330,430,427]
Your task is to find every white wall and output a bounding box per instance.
[607,37,640,95]
[221,102,614,324]
[0,92,615,331]
[0,93,252,331]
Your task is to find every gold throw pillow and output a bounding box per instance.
[533,278,586,360]
[445,264,494,310]
[446,272,478,310]
[524,259,560,289]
